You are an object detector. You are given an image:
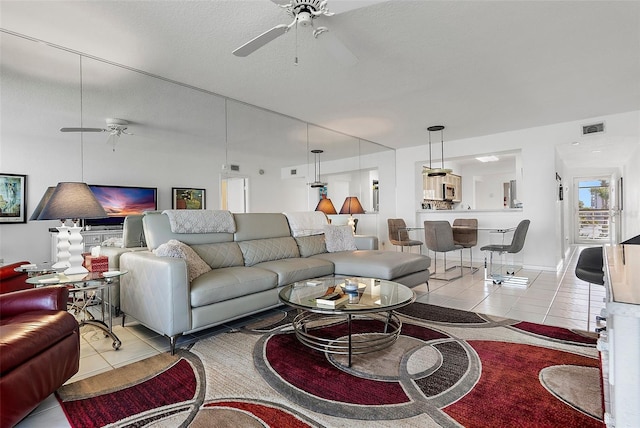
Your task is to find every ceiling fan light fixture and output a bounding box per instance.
[296,11,313,26]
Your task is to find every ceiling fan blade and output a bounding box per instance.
[60,127,105,133]
[317,29,358,66]
[233,24,289,57]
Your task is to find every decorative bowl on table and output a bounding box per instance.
[344,282,358,292]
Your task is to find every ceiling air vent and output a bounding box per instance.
[582,122,605,136]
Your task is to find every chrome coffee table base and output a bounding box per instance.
[292,310,402,367]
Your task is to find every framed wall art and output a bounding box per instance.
[0,173,27,224]
[172,187,206,210]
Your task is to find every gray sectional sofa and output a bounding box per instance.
[119,211,430,353]
[100,214,148,314]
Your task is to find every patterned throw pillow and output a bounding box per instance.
[154,239,212,282]
[323,225,357,253]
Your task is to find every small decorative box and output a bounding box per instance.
[84,255,109,273]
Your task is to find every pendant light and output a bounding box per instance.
[309,149,327,188]
[423,125,452,177]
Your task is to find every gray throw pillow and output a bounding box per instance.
[295,235,327,257]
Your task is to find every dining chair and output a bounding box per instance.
[423,220,463,281]
[387,218,423,253]
[480,219,530,285]
[452,218,478,273]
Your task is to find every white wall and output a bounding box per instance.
[474,173,514,210]
[453,156,517,209]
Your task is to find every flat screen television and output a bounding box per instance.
[85,185,158,227]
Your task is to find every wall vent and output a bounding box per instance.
[230,164,240,172]
[582,122,605,135]
[290,169,297,175]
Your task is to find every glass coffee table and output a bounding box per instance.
[279,277,415,367]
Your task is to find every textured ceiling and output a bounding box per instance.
[1,0,639,167]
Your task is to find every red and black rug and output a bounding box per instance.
[56,302,603,427]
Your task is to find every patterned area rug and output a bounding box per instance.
[57,302,603,427]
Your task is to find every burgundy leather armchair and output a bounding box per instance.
[0,286,80,427]
[0,261,31,294]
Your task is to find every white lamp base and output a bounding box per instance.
[347,215,356,235]
[52,223,71,269]
[64,223,88,275]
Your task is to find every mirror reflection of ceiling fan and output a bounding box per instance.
[60,118,133,151]
[233,0,376,66]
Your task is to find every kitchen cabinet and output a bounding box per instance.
[423,173,461,202]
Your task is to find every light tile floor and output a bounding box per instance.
[16,245,605,427]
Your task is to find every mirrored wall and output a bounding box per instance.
[1,30,396,253]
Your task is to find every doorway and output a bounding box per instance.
[574,177,614,244]
[221,176,248,213]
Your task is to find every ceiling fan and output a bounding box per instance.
[60,118,133,151]
[232,0,360,65]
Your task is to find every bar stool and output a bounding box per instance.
[575,246,605,331]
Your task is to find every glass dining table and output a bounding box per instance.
[399,224,519,281]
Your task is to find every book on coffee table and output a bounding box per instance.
[315,291,348,308]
